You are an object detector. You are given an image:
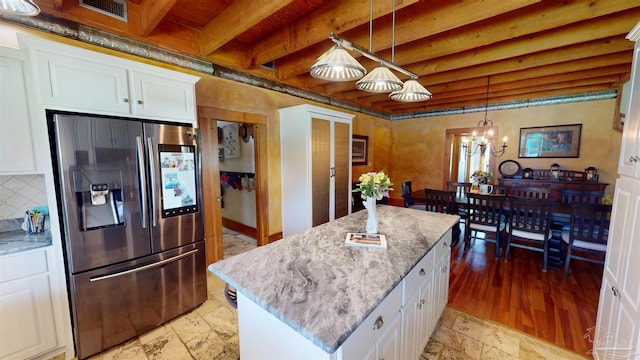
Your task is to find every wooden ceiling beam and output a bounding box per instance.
[416,38,633,86]
[249,0,419,68]
[137,0,177,37]
[303,9,637,91]
[404,10,639,78]
[201,0,294,56]
[391,1,640,68]
[276,0,539,79]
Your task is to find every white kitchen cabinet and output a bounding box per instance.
[401,233,450,359]
[0,50,37,174]
[593,21,640,360]
[595,177,640,360]
[23,37,198,124]
[433,236,451,320]
[0,249,57,360]
[402,254,435,360]
[371,313,402,360]
[280,104,353,237]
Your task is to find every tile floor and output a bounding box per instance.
[72,229,590,360]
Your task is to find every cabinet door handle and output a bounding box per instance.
[123,98,129,103]
[373,316,384,330]
[137,100,144,104]
[611,286,620,297]
[630,156,640,163]
[419,268,426,276]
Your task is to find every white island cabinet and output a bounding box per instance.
[209,206,457,360]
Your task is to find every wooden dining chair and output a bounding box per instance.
[465,193,507,258]
[446,181,472,231]
[504,197,556,271]
[510,186,551,199]
[401,181,426,210]
[561,203,612,276]
[561,189,605,205]
[424,188,460,242]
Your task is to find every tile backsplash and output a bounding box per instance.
[0,175,48,220]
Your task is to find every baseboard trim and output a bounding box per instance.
[222,218,257,239]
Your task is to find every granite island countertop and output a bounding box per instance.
[208,205,458,354]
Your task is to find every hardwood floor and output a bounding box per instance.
[448,235,602,358]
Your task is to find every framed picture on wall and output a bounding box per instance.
[518,124,582,158]
[352,135,368,165]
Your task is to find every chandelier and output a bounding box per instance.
[309,0,432,102]
[461,76,507,157]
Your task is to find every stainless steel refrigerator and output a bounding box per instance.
[49,112,207,359]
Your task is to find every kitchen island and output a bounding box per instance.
[208,205,458,359]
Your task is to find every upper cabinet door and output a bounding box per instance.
[24,37,199,124]
[0,55,36,173]
[34,49,131,115]
[130,70,196,122]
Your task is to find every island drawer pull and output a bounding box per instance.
[373,316,384,330]
[419,268,425,276]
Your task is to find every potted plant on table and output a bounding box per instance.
[471,170,495,194]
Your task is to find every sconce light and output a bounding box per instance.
[550,163,560,179]
[585,166,598,182]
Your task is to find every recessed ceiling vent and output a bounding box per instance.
[79,0,127,22]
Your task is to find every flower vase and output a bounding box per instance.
[364,196,378,234]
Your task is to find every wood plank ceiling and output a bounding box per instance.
[24,0,640,117]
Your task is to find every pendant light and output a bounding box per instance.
[356,0,402,93]
[390,79,432,102]
[0,0,40,16]
[310,44,366,81]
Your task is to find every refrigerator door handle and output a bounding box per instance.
[136,136,148,229]
[147,137,157,227]
[89,249,199,282]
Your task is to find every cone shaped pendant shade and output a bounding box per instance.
[310,46,366,81]
[0,0,40,16]
[356,65,403,93]
[390,79,432,102]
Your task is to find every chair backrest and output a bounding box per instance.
[567,203,613,247]
[510,186,550,199]
[401,181,412,196]
[561,189,605,205]
[402,181,413,208]
[466,193,506,227]
[446,181,472,199]
[424,188,457,215]
[507,197,556,235]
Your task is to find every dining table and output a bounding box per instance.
[403,188,573,270]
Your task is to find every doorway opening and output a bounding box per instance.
[444,127,498,187]
[199,107,268,265]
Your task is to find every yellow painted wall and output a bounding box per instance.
[380,100,621,201]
